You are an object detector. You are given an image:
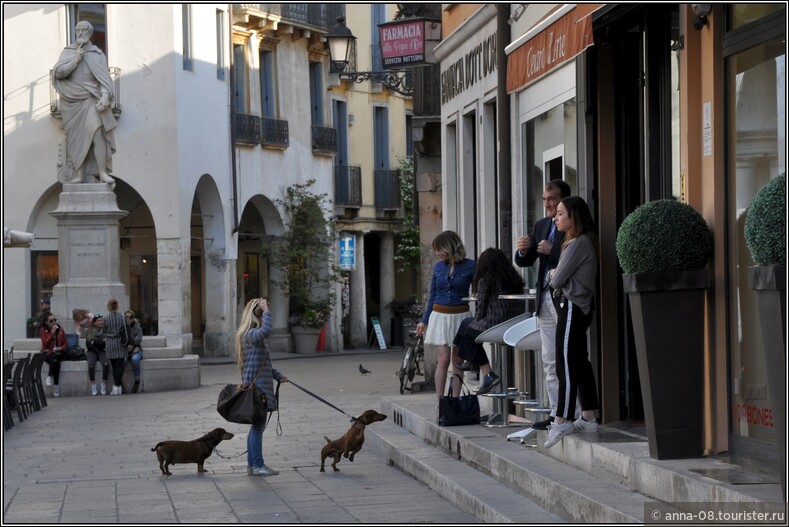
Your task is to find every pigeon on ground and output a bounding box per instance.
[359,364,372,375]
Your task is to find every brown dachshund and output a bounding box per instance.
[152,428,234,475]
[320,409,387,472]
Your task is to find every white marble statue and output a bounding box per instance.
[52,20,117,187]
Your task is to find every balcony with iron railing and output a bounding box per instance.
[312,125,337,155]
[237,4,344,31]
[50,67,122,119]
[261,118,289,149]
[334,165,362,208]
[374,170,401,211]
[234,113,262,145]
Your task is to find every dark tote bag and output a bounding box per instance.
[217,383,267,425]
[217,366,267,425]
[438,378,480,427]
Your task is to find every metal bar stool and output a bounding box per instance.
[475,311,532,427]
[503,316,553,443]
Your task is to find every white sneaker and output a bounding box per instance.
[53,386,61,397]
[248,464,279,476]
[46,376,53,386]
[573,417,599,433]
[91,384,98,396]
[101,383,107,395]
[111,385,120,396]
[543,420,575,448]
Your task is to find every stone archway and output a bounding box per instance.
[238,195,289,353]
[191,175,230,357]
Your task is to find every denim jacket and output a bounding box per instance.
[421,258,475,324]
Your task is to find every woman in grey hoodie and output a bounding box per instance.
[543,196,600,448]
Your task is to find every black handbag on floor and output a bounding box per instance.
[438,377,480,427]
[217,366,267,425]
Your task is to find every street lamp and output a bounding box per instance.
[326,17,413,97]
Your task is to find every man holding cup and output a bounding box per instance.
[514,179,571,430]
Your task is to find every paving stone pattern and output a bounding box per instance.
[3,351,479,524]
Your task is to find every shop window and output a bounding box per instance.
[29,252,58,336]
[726,25,785,447]
[129,255,158,336]
[521,99,578,288]
[243,253,268,305]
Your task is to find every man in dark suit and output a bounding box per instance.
[514,179,572,430]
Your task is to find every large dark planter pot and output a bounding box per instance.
[747,265,786,500]
[623,269,709,460]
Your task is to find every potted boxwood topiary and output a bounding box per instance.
[616,199,713,460]
[744,173,785,499]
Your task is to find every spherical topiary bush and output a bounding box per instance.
[744,173,785,266]
[616,199,713,274]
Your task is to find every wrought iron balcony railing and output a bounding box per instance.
[50,66,122,119]
[335,165,362,208]
[374,170,401,210]
[242,4,344,31]
[234,112,262,145]
[312,125,337,155]
[261,118,289,149]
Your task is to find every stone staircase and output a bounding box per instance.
[367,394,784,523]
[10,336,200,396]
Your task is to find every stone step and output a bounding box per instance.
[537,426,783,505]
[12,335,168,351]
[16,351,200,397]
[372,395,783,522]
[373,395,652,523]
[367,420,564,523]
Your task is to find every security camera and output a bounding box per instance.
[691,4,712,16]
[3,227,35,248]
[693,14,708,31]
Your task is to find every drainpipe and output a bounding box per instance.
[229,5,240,234]
[496,5,511,255]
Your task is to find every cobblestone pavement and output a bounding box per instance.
[3,350,478,524]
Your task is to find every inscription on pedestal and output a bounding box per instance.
[70,232,107,278]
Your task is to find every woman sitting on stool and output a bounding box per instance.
[453,247,525,395]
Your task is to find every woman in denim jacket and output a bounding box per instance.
[417,230,475,401]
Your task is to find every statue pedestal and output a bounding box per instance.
[49,183,129,332]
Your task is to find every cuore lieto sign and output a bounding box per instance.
[506,5,599,93]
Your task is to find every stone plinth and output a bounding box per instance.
[49,183,129,331]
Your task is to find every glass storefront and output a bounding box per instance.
[726,20,785,446]
[520,97,578,288]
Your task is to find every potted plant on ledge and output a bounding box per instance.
[263,180,339,354]
[616,199,713,460]
[744,173,785,499]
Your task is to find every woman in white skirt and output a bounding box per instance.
[417,231,475,400]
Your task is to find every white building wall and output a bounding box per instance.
[3,5,236,350]
[435,7,499,254]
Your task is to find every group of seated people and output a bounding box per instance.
[38,298,144,397]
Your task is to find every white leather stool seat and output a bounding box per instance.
[503,316,541,351]
[475,312,532,344]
